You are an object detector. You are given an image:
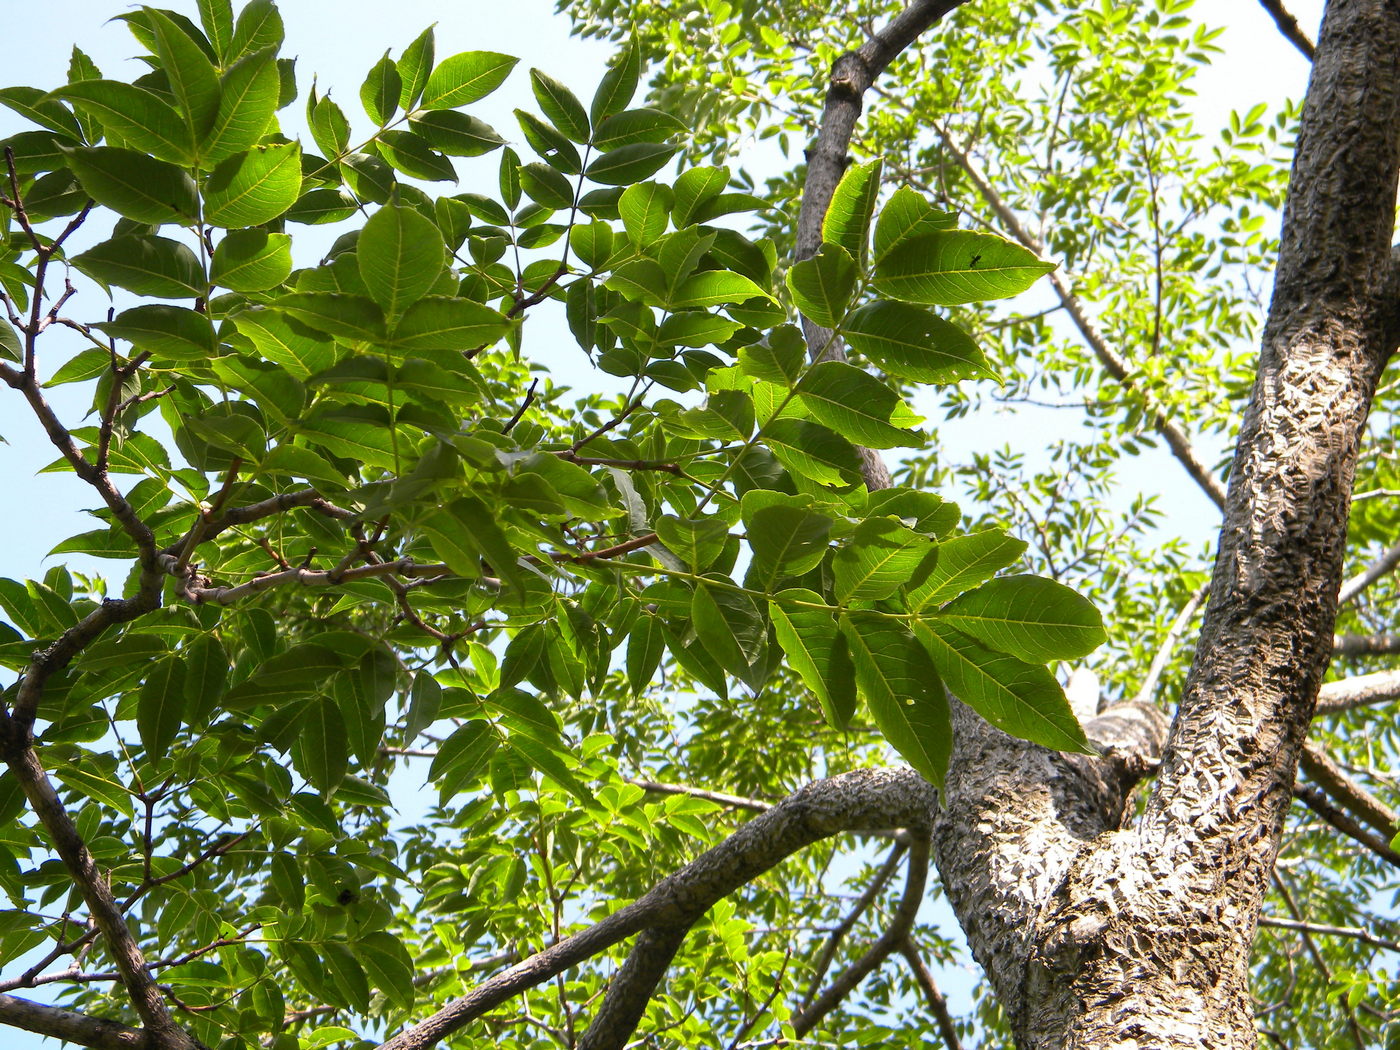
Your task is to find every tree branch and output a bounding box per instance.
[1131,581,1210,706]
[1299,741,1398,839]
[1332,632,1400,656]
[1337,537,1400,604]
[1293,782,1400,869]
[575,924,691,1050]
[1258,0,1317,61]
[899,937,964,1050]
[374,768,937,1050]
[1315,669,1400,714]
[0,993,149,1050]
[792,836,929,1037]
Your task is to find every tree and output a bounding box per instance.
[0,0,1395,1048]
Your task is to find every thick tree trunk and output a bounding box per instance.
[935,0,1400,1045]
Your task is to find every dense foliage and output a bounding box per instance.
[0,0,1396,1048]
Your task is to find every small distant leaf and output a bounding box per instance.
[875,230,1056,305]
[797,361,923,449]
[844,300,994,383]
[210,228,292,291]
[786,243,857,329]
[61,146,197,225]
[590,35,640,124]
[422,51,518,108]
[203,142,301,227]
[358,204,445,319]
[822,158,881,266]
[531,69,590,143]
[585,142,677,186]
[936,574,1106,662]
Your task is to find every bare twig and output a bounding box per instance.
[1315,669,1400,714]
[1299,742,1399,839]
[898,937,964,1050]
[626,779,772,813]
[1131,581,1209,706]
[1260,915,1400,954]
[1293,782,1400,869]
[1337,538,1400,605]
[1332,632,1400,657]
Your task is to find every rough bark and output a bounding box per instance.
[933,1,1400,1045]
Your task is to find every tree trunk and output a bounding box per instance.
[934,0,1400,1044]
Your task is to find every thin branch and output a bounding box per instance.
[625,779,772,814]
[1271,874,1367,1048]
[1292,783,1400,870]
[1259,915,1400,954]
[1131,581,1209,706]
[898,937,964,1050]
[575,924,691,1050]
[792,836,930,1036]
[799,843,907,1011]
[933,134,1227,509]
[1299,742,1399,839]
[1258,0,1317,61]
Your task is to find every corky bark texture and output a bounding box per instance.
[934,0,1400,1045]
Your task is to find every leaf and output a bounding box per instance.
[286,187,358,224]
[61,146,197,225]
[531,69,590,143]
[618,181,671,246]
[229,0,283,61]
[390,296,508,351]
[794,361,922,449]
[691,579,767,687]
[210,228,291,291]
[0,86,82,138]
[935,574,1106,662]
[197,0,234,62]
[357,932,415,1010]
[626,614,666,696]
[309,95,350,160]
[916,621,1089,753]
[654,515,729,572]
[358,204,445,319]
[203,142,301,227]
[770,589,856,728]
[377,130,456,182]
[518,161,574,210]
[592,108,686,151]
[410,111,503,156]
[72,236,204,299]
[54,81,191,164]
[183,634,228,724]
[823,158,881,266]
[204,46,280,164]
[148,8,221,137]
[765,418,863,487]
[590,35,641,124]
[275,293,385,343]
[585,142,677,186]
[297,696,348,794]
[0,320,20,364]
[787,243,858,328]
[873,185,954,264]
[833,517,936,602]
[360,51,401,125]
[738,327,805,386]
[843,300,994,383]
[138,658,186,759]
[430,719,498,802]
[842,612,950,785]
[874,230,1056,305]
[231,307,333,379]
[422,51,518,108]
[505,735,595,805]
[671,165,728,229]
[907,530,1027,610]
[865,488,959,538]
[421,497,523,592]
[746,504,831,587]
[55,764,134,818]
[671,270,772,309]
[95,305,216,361]
[397,25,435,110]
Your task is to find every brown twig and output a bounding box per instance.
[1258,0,1317,61]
